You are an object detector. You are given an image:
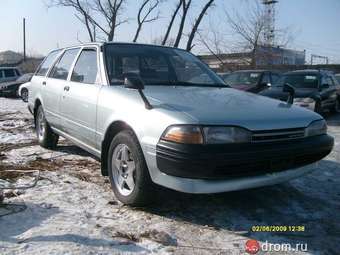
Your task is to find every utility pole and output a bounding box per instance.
[23,18,26,62]
[262,0,278,47]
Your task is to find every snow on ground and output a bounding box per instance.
[0,97,340,255]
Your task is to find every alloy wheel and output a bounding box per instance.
[37,109,46,141]
[112,144,136,196]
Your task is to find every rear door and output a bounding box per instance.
[30,50,61,118]
[59,47,101,149]
[44,48,80,129]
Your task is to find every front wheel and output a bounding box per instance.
[35,105,59,149]
[21,88,28,102]
[108,130,155,206]
[333,97,340,113]
[314,101,323,114]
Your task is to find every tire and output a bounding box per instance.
[21,88,28,102]
[35,105,59,149]
[332,97,340,113]
[108,130,155,206]
[314,101,323,114]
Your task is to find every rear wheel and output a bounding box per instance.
[35,105,59,149]
[108,130,155,206]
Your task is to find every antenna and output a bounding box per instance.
[262,0,278,47]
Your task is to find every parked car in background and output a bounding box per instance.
[224,70,281,93]
[260,70,340,113]
[0,67,21,83]
[0,73,33,98]
[18,80,32,102]
[335,73,340,83]
[29,43,333,205]
[218,72,231,83]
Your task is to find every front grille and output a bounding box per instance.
[252,128,305,143]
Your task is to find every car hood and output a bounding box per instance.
[144,86,322,131]
[261,87,320,99]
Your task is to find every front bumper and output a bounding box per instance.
[156,134,334,180]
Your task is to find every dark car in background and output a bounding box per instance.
[0,73,33,97]
[335,74,340,83]
[224,70,281,93]
[260,70,340,114]
[218,72,231,82]
[0,67,21,83]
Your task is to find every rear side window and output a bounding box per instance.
[71,49,98,84]
[4,69,16,78]
[0,71,3,78]
[49,48,80,80]
[36,50,61,76]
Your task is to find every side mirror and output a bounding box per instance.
[260,82,271,88]
[123,73,152,110]
[124,73,145,90]
[283,83,295,104]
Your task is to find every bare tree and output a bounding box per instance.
[49,0,96,41]
[186,0,215,51]
[49,0,128,42]
[173,0,192,48]
[224,2,266,67]
[133,0,161,42]
[161,0,182,46]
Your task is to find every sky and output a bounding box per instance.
[0,0,340,63]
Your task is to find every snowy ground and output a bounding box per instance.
[0,97,339,255]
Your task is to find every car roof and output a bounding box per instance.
[233,70,266,73]
[55,41,186,52]
[0,67,19,70]
[286,69,332,75]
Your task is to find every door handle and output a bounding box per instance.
[64,86,70,91]
[42,81,46,86]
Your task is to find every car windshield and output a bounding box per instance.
[104,44,226,87]
[274,73,319,89]
[224,72,262,86]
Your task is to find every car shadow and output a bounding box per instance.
[54,144,99,161]
[142,159,340,254]
[0,202,148,253]
[16,234,149,253]
[0,202,60,243]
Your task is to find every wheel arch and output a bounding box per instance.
[101,120,139,176]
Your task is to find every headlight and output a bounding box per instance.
[203,126,251,144]
[305,120,327,137]
[161,125,251,144]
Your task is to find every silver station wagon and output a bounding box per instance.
[28,43,334,205]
